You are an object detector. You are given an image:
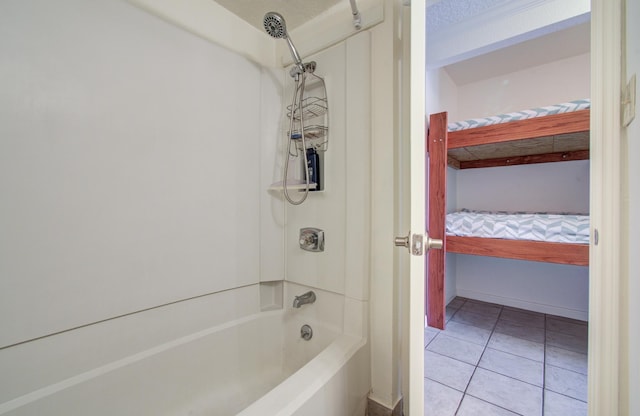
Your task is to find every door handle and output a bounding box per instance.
[394,231,443,256]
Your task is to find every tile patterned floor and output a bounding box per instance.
[425,297,588,416]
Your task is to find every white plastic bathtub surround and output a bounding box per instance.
[0,0,284,412]
[260,65,287,284]
[280,0,384,69]
[273,10,374,412]
[283,32,372,305]
[284,39,348,295]
[0,310,347,416]
[0,0,278,349]
[238,333,369,416]
[343,32,373,304]
[1,282,363,415]
[0,286,264,413]
[284,282,345,344]
[0,1,375,415]
[125,0,276,68]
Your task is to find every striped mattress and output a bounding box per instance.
[447,99,591,132]
[446,209,590,244]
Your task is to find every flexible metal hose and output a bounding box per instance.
[282,72,311,205]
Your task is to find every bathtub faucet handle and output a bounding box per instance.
[293,291,316,308]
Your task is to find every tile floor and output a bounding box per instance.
[424,297,588,416]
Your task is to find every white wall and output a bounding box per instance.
[455,53,591,120]
[445,53,590,319]
[0,0,284,408]
[426,68,458,116]
[456,161,589,213]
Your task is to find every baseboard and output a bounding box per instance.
[456,289,588,321]
[367,397,403,416]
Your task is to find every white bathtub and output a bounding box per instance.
[1,308,368,416]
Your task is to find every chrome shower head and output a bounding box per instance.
[263,12,304,69]
[263,12,287,39]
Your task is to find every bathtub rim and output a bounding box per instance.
[236,333,367,416]
[0,309,284,415]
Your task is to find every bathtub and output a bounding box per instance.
[0,308,368,416]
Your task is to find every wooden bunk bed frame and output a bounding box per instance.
[426,109,590,329]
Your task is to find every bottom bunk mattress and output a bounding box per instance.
[446,209,590,244]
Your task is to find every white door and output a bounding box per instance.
[397,2,435,414]
[407,0,426,408]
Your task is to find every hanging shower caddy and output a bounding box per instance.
[270,67,329,197]
[263,12,328,205]
[288,71,328,194]
[286,83,329,155]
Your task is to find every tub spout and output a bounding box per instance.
[293,291,316,308]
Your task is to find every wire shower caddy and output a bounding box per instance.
[286,72,329,156]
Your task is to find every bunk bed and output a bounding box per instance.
[426,100,591,329]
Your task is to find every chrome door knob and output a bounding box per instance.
[394,234,410,248]
[394,231,442,256]
[426,235,444,250]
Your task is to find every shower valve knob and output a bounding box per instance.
[299,228,324,252]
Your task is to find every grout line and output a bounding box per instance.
[427,298,588,415]
[544,362,588,376]
[544,388,589,404]
[545,342,589,355]
[471,366,544,389]
[424,378,466,394]
[453,302,504,415]
[463,393,525,415]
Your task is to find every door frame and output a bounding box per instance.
[403,0,623,414]
[588,0,622,414]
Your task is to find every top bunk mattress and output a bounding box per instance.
[446,209,590,244]
[447,99,591,132]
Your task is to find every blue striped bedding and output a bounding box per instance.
[446,209,590,244]
[447,99,591,132]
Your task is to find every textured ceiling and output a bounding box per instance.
[426,0,509,34]
[213,0,343,32]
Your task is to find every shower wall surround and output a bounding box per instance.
[0,0,378,411]
[0,0,283,394]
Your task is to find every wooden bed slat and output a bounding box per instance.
[427,112,448,330]
[446,236,589,266]
[448,109,590,149]
[458,149,590,169]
